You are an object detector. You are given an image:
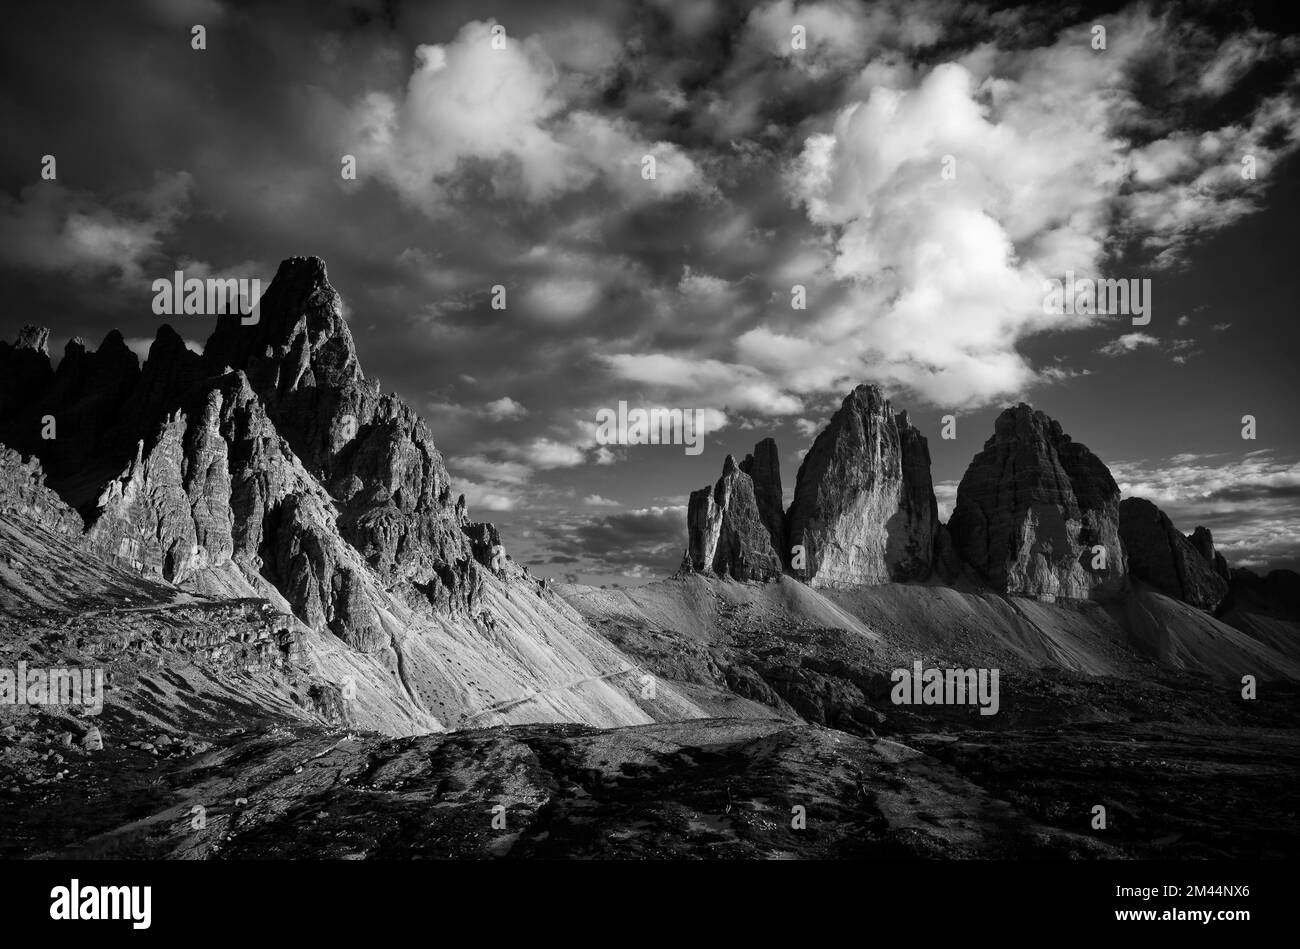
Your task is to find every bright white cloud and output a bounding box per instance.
[746,0,947,76]
[759,8,1300,408]
[495,437,588,470]
[352,20,709,212]
[1099,333,1160,357]
[457,479,520,512]
[454,455,532,485]
[484,396,528,421]
[934,479,959,523]
[602,352,801,416]
[793,417,821,439]
[0,174,194,284]
[523,278,602,322]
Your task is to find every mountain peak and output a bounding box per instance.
[98,328,132,357]
[276,254,330,283]
[1120,498,1229,610]
[995,402,1072,444]
[146,323,189,361]
[848,383,888,409]
[15,325,49,355]
[202,255,359,388]
[951,405,1123,599]
[683,447,783,581]
[787,383,938,585]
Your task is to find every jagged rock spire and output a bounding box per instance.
[739,437,784,556]
[949,403,1125,600]
[1120,499,1229,611]
[685,450,784,581]
[786,384,939,586]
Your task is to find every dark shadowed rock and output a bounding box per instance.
[104,325,204,457]
[1228,567,1300,621]
[931,522,965,584]
[0,328,55,446]
[1188,526,1231,583]
[1120,498,1229,611]
[202,257,480,612]
[685,455,783,581]
[785,386,939,586]
[0,447,82,536]
[949,404,1125,600]
[0,329,141,507]
[739,437,785,555]
[462,521,505,573]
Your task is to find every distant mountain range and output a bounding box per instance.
[2,254,1300,728]
[2,256,1297,735]
[680,378,1278,617]
[1,257,1298,859]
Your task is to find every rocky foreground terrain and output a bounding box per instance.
[1,257,1297,859]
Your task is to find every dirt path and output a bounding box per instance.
[457,666,640,726]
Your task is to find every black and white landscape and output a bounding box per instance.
[0,0,1298,870]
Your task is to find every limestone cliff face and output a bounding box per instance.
[0,447,82,536]
[0,258,709,735]
[785,386,939,586]
[82,371,387,652]
[204,257,482,607]
[739,437,785,556]
[685,454,784,581]
[1119,498,1229,612]
[1188,526,1231,584]
[948,404,1125,600]
[0,329,142,511]
[1,258,492,650]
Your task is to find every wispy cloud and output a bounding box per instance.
[1113,451,1300,571]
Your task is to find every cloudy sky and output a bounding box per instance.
[2,0,1299,584]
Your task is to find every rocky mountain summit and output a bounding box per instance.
[683,393,1124,599]
[683,454,784,581]
[1,259,491,641]
[1119,497,1230,612]
[787,386,940,586]
[0,257,708,735]
[0,448,82,537]
[679,394,1271,622]
[948,404,1126,600]
[683,385,941,588]
[2,260,1299,862]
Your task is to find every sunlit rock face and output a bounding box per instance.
[949,404,1126,600]
[785,385,939,587]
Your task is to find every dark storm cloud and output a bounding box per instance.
[532,506,686,579]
